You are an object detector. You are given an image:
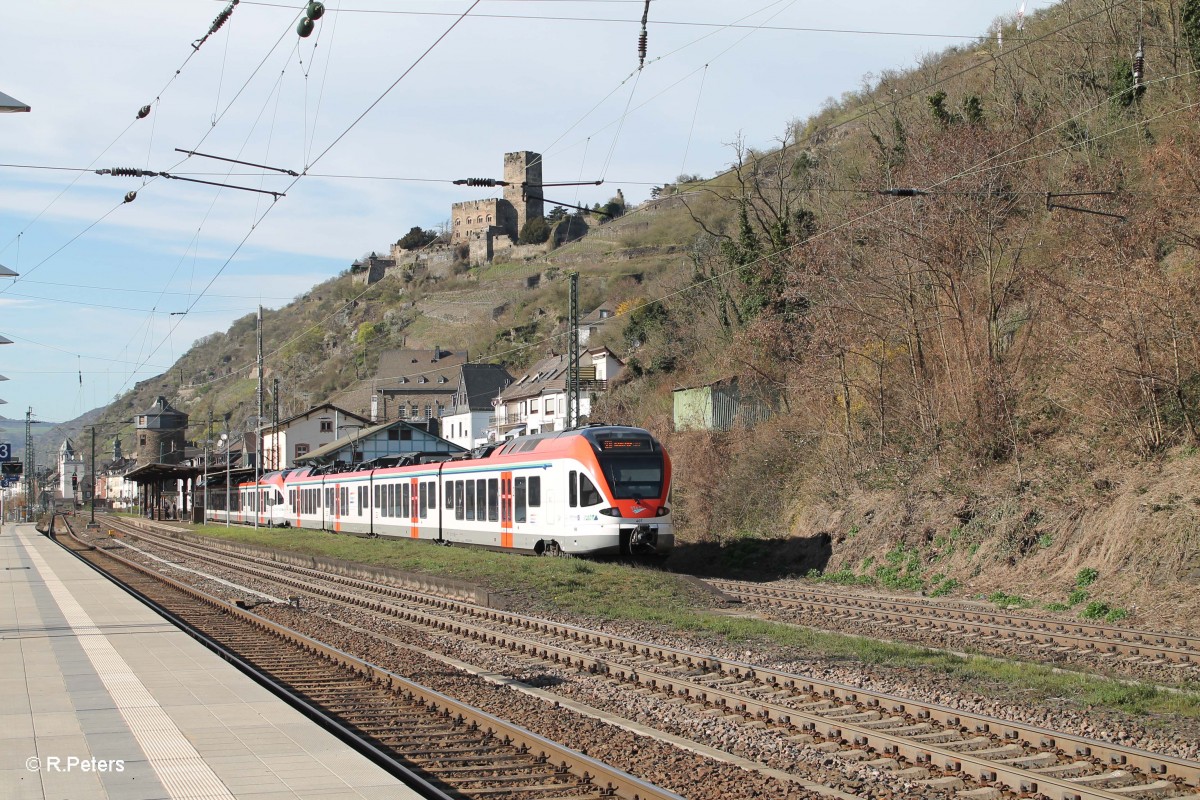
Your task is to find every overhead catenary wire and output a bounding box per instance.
[108,2,486,402]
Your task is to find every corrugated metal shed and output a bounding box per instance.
[673,376,776,432]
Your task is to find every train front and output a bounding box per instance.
[583,427,674,556]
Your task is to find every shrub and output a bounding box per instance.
[396,226,436,250]
[1081,601,1111,620]
[1184,0,1200,70]
[1075,568,1099,588]
[1067,589,1088,606]
[518,217,550,245]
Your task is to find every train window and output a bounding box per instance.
[465,480,476,521]
[487,478,498,521]
[528,476,541,507]
[445,481,454,510]
[418,483,426,519]
[374,485,380,511]
[579,474,602,507]
[386,484,394,517]
[342,487,349,513]
[569,470,578,507]
[476,479,486,521]
[514,477,527,523]
[427,481,436,511]
[402,484,411,518]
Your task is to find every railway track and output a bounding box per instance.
[52,517,681,800]
[93,516,1200,800]
[705,579,1200,673]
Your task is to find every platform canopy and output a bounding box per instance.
[0,90,30,113]
[124,462,202,486]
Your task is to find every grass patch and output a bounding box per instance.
[187,523,703,620]
[989,591,1035,609]
[807,567,874,586]
[929,577,959,597]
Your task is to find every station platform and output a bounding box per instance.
[0,523,420,800]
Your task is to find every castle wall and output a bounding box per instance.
[389,244,459,279]
[452,199,510,244]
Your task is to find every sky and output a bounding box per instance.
[0,0,1050,424]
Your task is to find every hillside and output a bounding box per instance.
[84,0,1200,630]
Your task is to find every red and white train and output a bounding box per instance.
[205,425,673,557]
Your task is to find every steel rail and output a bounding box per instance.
[98,517,1200,798]
[707,579,1199,664]
[59,518,683,800]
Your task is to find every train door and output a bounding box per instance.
[500,471,513,548]
[333,482,341,532]
[409,477,419,538]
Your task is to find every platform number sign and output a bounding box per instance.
[0,444,15,487]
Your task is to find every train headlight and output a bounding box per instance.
[598,507,621,517]
[656,506,670,516]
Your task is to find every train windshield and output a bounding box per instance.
[598,455,664,500]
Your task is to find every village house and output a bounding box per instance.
[293,418,466,467]
[490,347,623,440]
[260,403,369,469]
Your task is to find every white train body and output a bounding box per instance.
[205,426,673,557]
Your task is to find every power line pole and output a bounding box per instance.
[566,272,580,429]
[89,426,96,526]
[255,305,263,529]
[271,377,280,469]
[24,408,34,521]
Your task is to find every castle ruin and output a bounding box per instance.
[451,151,544,256]
[352,151,547,285]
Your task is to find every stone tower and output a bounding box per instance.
[502,151,543,237]
[135,396,189,464]
[58,439,85,498]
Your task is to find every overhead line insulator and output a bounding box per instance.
[193,0,240,52]
[453,178,505,187]
[97,167,162,178]
[298,2,325,38]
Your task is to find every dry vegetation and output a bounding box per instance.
[595,0,1200,628]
